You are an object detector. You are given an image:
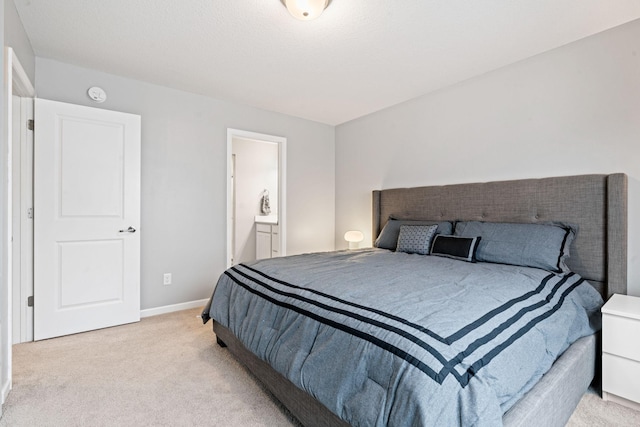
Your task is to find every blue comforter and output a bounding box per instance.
[202,249,602,426]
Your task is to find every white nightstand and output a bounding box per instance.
[602,293,640,411]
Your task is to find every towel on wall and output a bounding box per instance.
[261,190,271,215]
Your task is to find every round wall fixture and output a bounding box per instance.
[87,86,107,103]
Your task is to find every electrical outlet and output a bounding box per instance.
[163,273,172,286]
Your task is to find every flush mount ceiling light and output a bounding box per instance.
[281,0,331,21]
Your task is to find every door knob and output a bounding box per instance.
[119,226,136,233]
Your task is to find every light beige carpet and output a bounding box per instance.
[1,308,638,426]
[1,308,299,427]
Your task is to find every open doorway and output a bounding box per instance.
[226,129,286,268]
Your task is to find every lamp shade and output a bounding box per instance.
[344,230,364,249]
[283,0,330,21]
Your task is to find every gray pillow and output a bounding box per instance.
[454,221,575,273]
[396,224,438,255]
[374,218,454,250]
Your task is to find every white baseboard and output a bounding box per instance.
[140,298,209,318]
[1,379,11,405]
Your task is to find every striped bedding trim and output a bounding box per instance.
[225,264,584,387]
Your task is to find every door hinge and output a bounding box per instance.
[27,207,33,219]
[27,296,34,307]
[27,119,34,131]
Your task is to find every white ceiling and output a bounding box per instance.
[13,0,640,125]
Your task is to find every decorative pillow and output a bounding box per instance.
[396,224,438,255]
[429,235,481,262]
[375,217,453,250]
[454,221,575,273]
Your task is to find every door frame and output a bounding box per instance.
[12,96,34,344]
[226,129,286,268]
[3,47,35,406]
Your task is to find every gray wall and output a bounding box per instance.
[335,19,640,296]
[1,6,5,283]
[35,58,335,310]
[1,0,7,405]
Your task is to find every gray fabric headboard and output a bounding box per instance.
[372,174,628,299]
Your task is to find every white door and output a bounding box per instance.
[34,98,141,340]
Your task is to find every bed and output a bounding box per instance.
[202,173,628,426]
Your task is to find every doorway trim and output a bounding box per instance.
[226,129,286,268]
[3,47,35,405]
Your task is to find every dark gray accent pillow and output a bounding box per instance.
[375,218,454,250]
[430,235,481,262]
[396,225,438,255]
[454,221,575,273]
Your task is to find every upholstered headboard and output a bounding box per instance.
[372,174,628,299]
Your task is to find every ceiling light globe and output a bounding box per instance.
[284,0,329,21]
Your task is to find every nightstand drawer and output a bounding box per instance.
[603,353,640,404]
[603,314,640,361]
